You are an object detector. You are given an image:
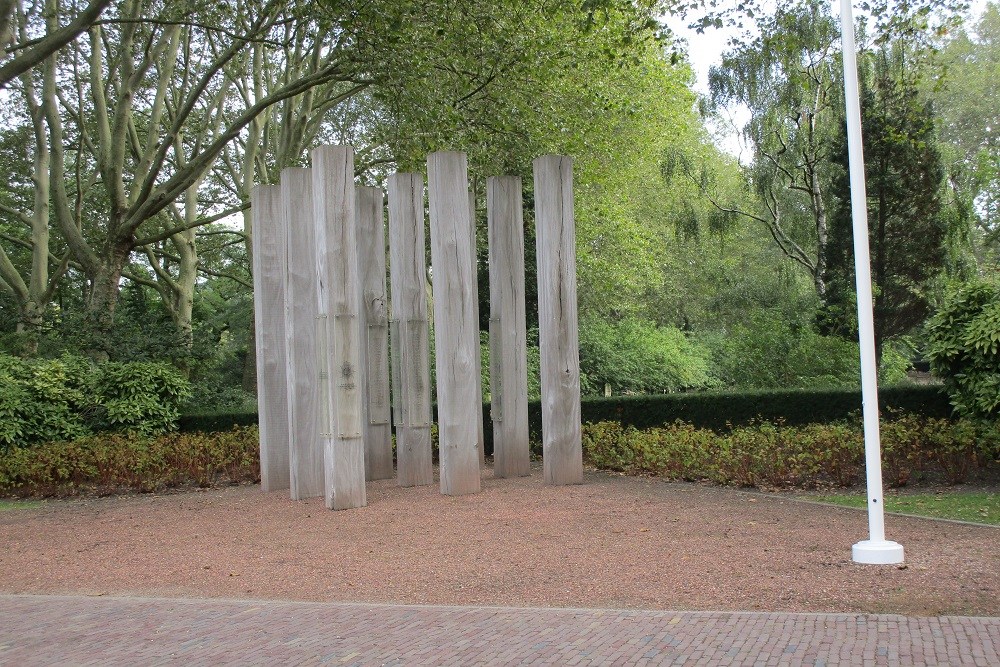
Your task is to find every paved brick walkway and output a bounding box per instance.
[1,595,997,666]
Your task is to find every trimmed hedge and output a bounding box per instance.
[179,411,259,433]
[180,385,951,457]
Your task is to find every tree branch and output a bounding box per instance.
[0,0,112,88]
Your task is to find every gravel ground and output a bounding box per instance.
[1,465,997,616]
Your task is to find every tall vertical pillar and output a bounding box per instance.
[469,189,485,467]
[488,176,530,478]
[356,186,393,481]
[251,185,290,492]
[312,145,366,510]
[534,155,583,486]
[388,174,434,487]
[427,152,481,496]
[281,168,323,500]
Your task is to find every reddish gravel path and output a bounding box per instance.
[1,466,996,616]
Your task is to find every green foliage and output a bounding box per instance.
[0,426,260,496]
[0,354,95,447]
[925,279,1000,417]
[0,353,191,448]
[582,415,998,489]
[824,40,950,359]
[707,311,913,390]
[94,362,192,435]
[578,316,717,394]
[709,313,860,389]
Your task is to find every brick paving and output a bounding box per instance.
[1,595,997,666]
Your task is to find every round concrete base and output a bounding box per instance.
[852,540,905,565]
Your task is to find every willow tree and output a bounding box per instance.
[707,0,842,302]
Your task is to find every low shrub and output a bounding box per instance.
[0,353,192,449]
[0,426,259,497]
[582,415,997,489]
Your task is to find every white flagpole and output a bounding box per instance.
[838,0,904,565]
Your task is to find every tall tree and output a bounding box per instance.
[932,2,1000,269]
[706,0,842,301]
[823,42,949,361]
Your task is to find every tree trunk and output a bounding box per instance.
[85,239,132,359]
[14,301,45,357]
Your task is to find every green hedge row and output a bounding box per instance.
[181,385,951,457]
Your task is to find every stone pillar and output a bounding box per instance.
[312,145,366,510]
[281,168,323,500]
[427,151,481,496]
[533,155,583,486]
[250,185,290,492]
[387,173,434,487]
[488,176,530,478]
[469,188,485,467]
[356,186,393,481]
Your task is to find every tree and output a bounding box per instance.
[823,41,950,362]
[932,2,1000,269]
[0,0,112,89]
[706,0,843,301]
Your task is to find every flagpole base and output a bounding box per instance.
[852,540,904,565]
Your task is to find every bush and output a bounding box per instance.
[0,353,192,449]
[926,279,1000,418]
[201,385,951,457]
[578,316,717,394]
[581,415,997,489]
[94,361,192,435]
[572,384,951,432]
[0,426,259,496]
[709,311,911,389]
[0,354,94,447]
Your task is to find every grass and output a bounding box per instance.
[0,499,43,511]
[811,490,999,525]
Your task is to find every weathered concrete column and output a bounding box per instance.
[488,176,530,478]
[534,155,583,486]
[387,174,434,487]
[427,152,481,496]
[281,168,323,500]
[356,186,393,481]
[251,185,290,492]
[469,189,485,467]
[313,145,366,510]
